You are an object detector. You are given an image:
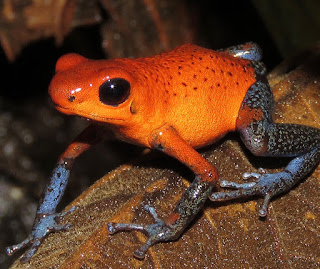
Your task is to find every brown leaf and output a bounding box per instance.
[11,45,320,268]
[0,0,101,61]
[1,0,194,61]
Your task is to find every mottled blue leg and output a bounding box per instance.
[108,126,217,259]
[6,124,102,263]
[108,176,213,259]
[210,80,320,216]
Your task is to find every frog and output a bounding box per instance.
[7,43,320,263]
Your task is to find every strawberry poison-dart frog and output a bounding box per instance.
[7,43,320,263]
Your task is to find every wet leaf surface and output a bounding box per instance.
[10,44,320,268]
[0,0,101,61]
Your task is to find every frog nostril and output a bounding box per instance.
[68,96,75,102]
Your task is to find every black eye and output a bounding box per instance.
[99,78,130,106]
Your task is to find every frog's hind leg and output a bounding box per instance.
[210,79,320,216]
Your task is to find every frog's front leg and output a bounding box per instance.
[108,126,218,259]
[6,124,103,263]
[210,80,320,216]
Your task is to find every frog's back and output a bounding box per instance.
[140,44,258,147]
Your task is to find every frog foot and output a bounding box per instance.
[6,206,76,263]
[210,170,293,217]
[108,205,177,259]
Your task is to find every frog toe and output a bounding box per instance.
[210,187,259,201]
[6,236,32,257]
[6,208,76,263]
[6,236,42,264]
[19,239,42,264]
[54,223,73,232]
[210,184,274,216]
[258,192,272,217]
[107,204,177,259]
[211,171,295,216]
[53,206,76,224]
[219,180,256,189]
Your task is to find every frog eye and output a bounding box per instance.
[99,78,131,106]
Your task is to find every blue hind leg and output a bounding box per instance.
[210,78,320,216]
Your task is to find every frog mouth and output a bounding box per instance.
[53,104,125,122]
[54,104,74,115]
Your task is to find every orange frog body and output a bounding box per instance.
[50,44,256,148]
[7,43,320,263]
